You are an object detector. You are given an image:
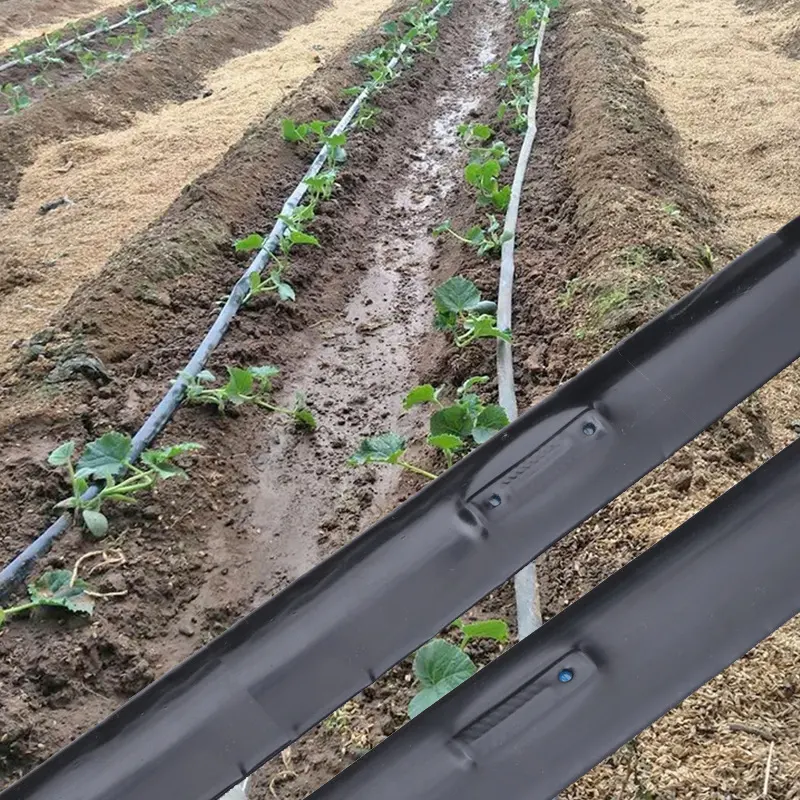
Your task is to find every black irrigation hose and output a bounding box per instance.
[3,218,799,800]
[306,428,800,800]
[0,0,452,598]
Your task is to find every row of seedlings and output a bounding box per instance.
[346,0,557,718]
[0,0,455,628]
[1,0,217,114]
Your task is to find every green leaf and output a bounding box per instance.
[473,300,498,315]
[196,369,216,383]
[471,123,493,141]
[224,367,255,404]
[432,220,452,235]
[76,432,132,479]
[28,570,95,615]
[82,508,109,537]
[48,441,75,467]
[473,405,510,444]
[281,118,304,142]
[234,234,264,252]
[459,619,509,644]
[403,384,438,410]
[434,276,482,315]
[427,433,463,451]
[348,433,406,466]
[289,231,320,247]
[430,405,473,439]
[492,185,511,211]
[464,315,512,343]
[414,639,476,687]
[140,442,201,479]
[409,639,476,718]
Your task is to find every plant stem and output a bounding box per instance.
[2,601,38,618]
[398,461,438,481]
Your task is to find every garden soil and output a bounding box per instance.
[0,0,798,797]
[0,0,124,51]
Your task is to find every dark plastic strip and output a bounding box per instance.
[308,436,800,800]
[2,216,799,800]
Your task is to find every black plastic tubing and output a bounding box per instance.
[309,435,800,800]
[2,216,799,800]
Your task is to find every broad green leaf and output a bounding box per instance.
[224,367,254,404]
[408,639,476,717]
[76,432,132,479]
[409,676,468,719]
[430,405,473,439]
[248,272,262,291]
[473,405,510,444]
[348,433,406,466]
[471,123,493,141]
[434,276,482,314]
[281,118,304,142]
[465,315,512,343]
[464,225,485,245]
[403,384,438,410]
[459,619,509,644]
[413,639,476,688]
[427,433,463,451]
[289,231,320,247]
[458,375,489,395]
[145,442,203,461]
[492,185,511,211]
[28,570,95,615]
[48,441,75,467]
[82,508,110,537]
[234,234,264,252]
[382,20,399,36]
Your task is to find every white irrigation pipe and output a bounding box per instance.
[0,4,166,73]
[498,3,550,640]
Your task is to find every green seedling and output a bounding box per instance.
[278,204,321,256]
[229,243,296,304]
[180,366,316,429]
[49,435,201,537]
[433,276,510,348]
[348,433,438,480]
[403,375,509,466]
[464,159,511,211]
[456,122,493,146]
[78,50,101,76]
[1,83,31,114]
[0,570,95,628]
[433,216,511,257]
[354,102,380,129]
[304,169,339,202]
[281,118,332,144]
[408,619,509,718]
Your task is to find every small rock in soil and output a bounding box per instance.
[178,623,195,637]
[670,470,692,492]
[45,355,110,385]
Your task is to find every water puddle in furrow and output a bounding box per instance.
[245,12,503,591]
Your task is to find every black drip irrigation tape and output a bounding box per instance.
[304,429,800,800]
[2,217,799,800]
[0,0,453,597]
